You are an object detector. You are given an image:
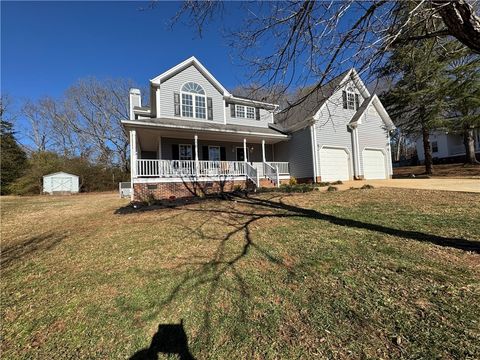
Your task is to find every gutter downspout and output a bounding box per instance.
[310,119,318,183]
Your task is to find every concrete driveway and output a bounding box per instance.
[342,178,480,193]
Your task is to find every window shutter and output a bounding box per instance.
[255,108,260,120]
[355,94,360,110]
[174,92,180,116]
[207,97,213,120]
[230,104,236,118]
[172,144,179,160]
[342,91,347,109]
[220,147,226,161]
[202,146,208,160]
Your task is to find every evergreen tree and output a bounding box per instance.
[444,52,480,164]
[0,119,28,194]
[380,39,449,174]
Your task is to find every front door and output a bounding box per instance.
[236,148,245,162]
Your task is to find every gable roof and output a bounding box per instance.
[349,94,395,130]
[275,68,371,131]
[43,172,79,178]
[150,56,231,96]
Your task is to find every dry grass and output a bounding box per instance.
[1,189,479,359]
[394,163,480,178]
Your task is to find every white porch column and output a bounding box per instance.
[262,139,266,163]
[129,129,137,201]
[243,138,247,163]
[194,134,199,177]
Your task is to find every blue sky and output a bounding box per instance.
[2,1,247,102]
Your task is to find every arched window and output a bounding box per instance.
[181,82,206,119]
[346,86,355,110]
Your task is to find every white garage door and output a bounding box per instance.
[51,177,72,192]
[319,147,350,181]
[363,149,387,179]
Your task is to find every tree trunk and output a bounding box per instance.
[422,125,433,175]
[463,126,479,164]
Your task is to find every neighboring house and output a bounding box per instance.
[121,57,395,201]
[414,130,480,163]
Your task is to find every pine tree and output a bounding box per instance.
[444,52,480,164]
[380,39,449,174]
[0,119,28,194]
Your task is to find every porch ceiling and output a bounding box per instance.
[122,118,289,146]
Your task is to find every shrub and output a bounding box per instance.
[327,186,338,192]
[361,184,375,189]
[331,180,343,185]
[233,185,243,192]
[289,176,298,186]
[317,182,331,187]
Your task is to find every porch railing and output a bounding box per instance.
[245,162,259,186]
[267,162,289,175]
[264,162,279,187]
[135,159,288,181]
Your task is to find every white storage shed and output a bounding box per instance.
[43,172,79,194]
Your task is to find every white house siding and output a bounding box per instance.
[274,127,313,180]
[415,132,450,161]
[159,65,225,123]
[357,105,391,176]
[159,137,274,162]
[313,79,370,179]
[225,106,274,128]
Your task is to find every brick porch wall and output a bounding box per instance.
[133,178,292,201]
[133,180,249,201]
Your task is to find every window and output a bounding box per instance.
[246,106,255,119]
[181,93,193,117]
[195,95,206,119]
[179,144,192,160]
[235,105,245,118]
[346,87,355,110]
[432,141,438,153]
[208,146,220,161]
[181,82,206,119]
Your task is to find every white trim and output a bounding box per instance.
[319,145,353,181]
[150,56,231,96]
[226,95,278,108]
[180,81,207,120]
[223,99,227,124]
[133,176,248,184]
[350,94,395,130]
[121,120,289,139]
[310,124,318,181]
[243,139,247,162]
[155,87,161,118]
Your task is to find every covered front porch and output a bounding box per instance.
[128,122,290,188]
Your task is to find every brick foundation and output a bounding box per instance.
[133,180,248,201]
[133,177,292,201]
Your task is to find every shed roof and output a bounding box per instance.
[43,172,79,178]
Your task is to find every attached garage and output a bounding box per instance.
[43,172,79,195]
[319,147,351,182]
[362,148,387,179]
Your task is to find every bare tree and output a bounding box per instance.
[170,0,480,107]
[64,77,135,171]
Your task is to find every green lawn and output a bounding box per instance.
[1,189,479,359]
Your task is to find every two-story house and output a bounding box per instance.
[122,57,395,201]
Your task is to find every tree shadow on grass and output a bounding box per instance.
[1,232,67,268]
[122,192,479,358]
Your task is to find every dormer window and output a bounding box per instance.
[180,82,206,119]
[342,86,360,110]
